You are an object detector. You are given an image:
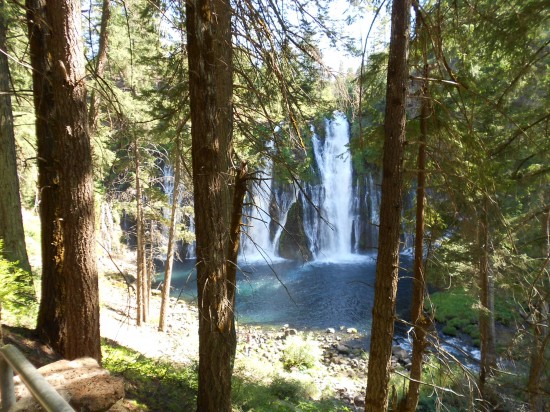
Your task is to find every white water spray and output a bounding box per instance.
[311,112,354,258]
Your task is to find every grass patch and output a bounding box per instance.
[102,339,197,411]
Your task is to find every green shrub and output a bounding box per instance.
[415,355,475,411]
[427,290,478,325]
[269,376,306,402]
[233,375,348,412]
[442,325,458,336]
[428,288,517,344]
[281,336,321,371]
[448,317,470,330]
[463,324,480,339]
[0,241,37,325]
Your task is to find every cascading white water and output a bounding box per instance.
[155,113,381,263]
[240,132,304,261]
[159,164,175,261]
[100,201,117,253]
[311,112,354,258]
[241,167,276,260]
[161,162,195,259]
[186,215,196,259]
[270,186,296,252]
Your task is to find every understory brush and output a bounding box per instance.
[389,354,481,411]
[103,338,351,412]
[232,375,351,412]
[0,242,37,329]
[102,339,197,411]
[427,289,516,346]
[281,335,322,371]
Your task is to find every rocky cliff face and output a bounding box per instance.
[278,196,313,262]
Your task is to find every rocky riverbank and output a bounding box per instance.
[233,324,416,410]
[98,256,416,411]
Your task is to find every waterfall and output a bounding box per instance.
[145,113,391,263]
[241,112,372,261]
[160,164,175,261]
[301,183,322,256]
[185,215,196,259]
[240,144,301,261]
[163,164,175,204]
[309,112,354,259]
[270,184,297,252]
[161,162,196,260]
[241,167,276,260]
[352,172,381,252]
[100,201,118,253]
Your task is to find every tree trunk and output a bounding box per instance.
[134,137,145,326]
[399,16,429,411]
[478,196,496,399]
[186,0,236,409]
[527,310,549,412]
[34,0,101,361]
[0,0,32,277]
[527,195,549,412]
[364,0,411,410]
[88,0,110,134]
[146,218,154,317]
[226,161,248,365]
[159,138,182,332]
[26,0,59,344]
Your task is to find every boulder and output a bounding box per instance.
[336,344,350,355]
[12,357,124,412]
[353,395,366,407]
[284,328,298,337]
[391,345,408,360]
[346,327,358,334]
[326,328,336,334]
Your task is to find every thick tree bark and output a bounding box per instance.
[26,0,59,344]
[399,10,430,411]
[478,196,496,399]
[0,0,32,276]
[88,0,110,133]
[365,0,411,410]
[33,0,101,361]
[186,0,236,410]
[159,139,182,332]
